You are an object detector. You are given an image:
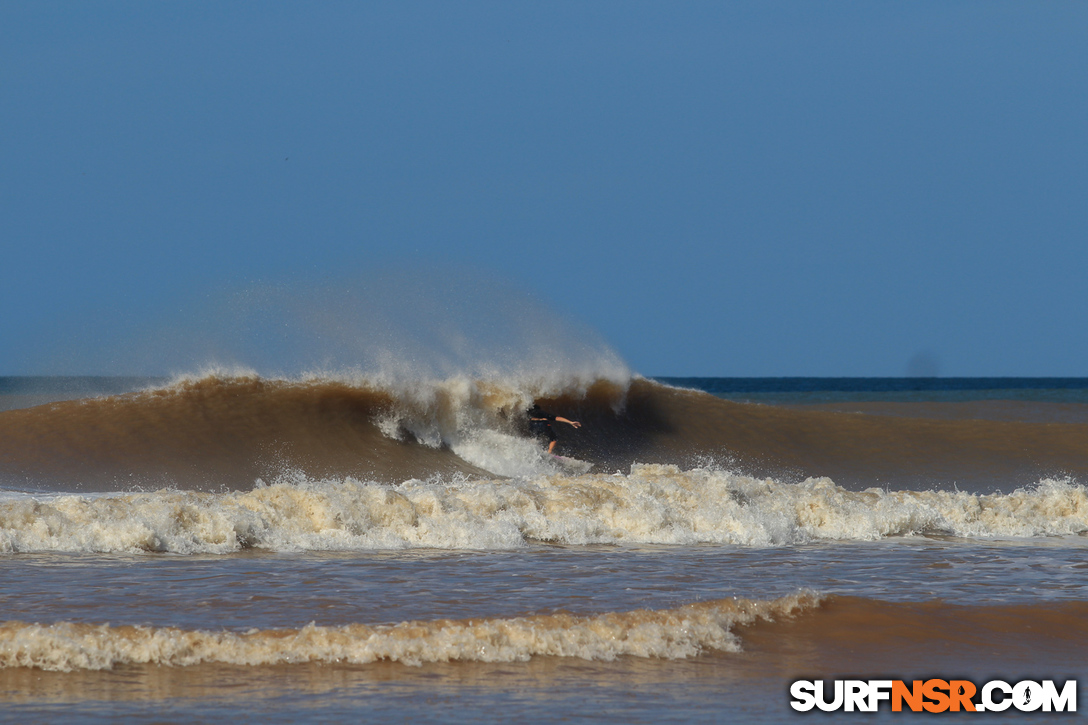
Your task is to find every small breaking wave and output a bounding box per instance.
[0,593,817,672]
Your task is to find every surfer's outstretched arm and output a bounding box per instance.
[555,416,582,429]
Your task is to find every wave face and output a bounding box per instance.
[2,465,1085,554]
[0,375,497,491]
[3,374,1088,494]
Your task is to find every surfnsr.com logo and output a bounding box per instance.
[790,679,1077,713]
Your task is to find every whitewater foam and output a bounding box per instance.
[1,466,1085,555]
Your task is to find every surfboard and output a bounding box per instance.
[550,454,593,474]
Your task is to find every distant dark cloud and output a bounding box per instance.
[906,351,941,378]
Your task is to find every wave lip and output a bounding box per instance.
[2,466,1086,555]
[0,593,817,672]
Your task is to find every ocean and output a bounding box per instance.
[1,373,1086,722]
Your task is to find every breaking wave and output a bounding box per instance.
[0,593,817,672]
[1,465,1085,555]
[3,373,1088,494]
[5,593,1086,673]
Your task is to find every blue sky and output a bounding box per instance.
[3,1,1086,377]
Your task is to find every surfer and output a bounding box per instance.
[527,403,582,454]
